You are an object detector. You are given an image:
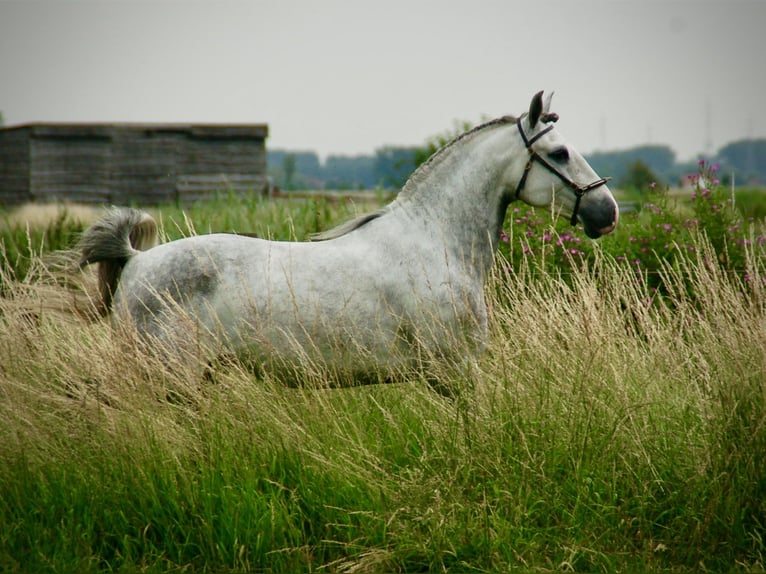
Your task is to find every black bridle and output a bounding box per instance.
[514,115,611,226]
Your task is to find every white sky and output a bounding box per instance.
[1,0,764,162]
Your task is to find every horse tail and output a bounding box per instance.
[78,207,158,316]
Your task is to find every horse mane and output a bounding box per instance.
[311,115,518,242]
[398,115,517,198]
[310,209,390,241]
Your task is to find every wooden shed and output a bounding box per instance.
[0,123,269,206]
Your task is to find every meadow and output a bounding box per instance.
[0,171,764,572]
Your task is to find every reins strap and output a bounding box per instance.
[514,159,534,200]
[514,120,553,200]
[570,193,584,226]
[526,124,554,146]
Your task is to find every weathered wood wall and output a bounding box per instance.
[0,127,32,205]
[0,123,269,206]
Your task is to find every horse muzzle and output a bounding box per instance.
[580,196,619,238]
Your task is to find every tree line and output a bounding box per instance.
[268,147,417,191]
[269,136,766,192]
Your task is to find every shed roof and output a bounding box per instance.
[0,123,269,140]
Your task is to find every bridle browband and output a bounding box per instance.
[514,114,611,226]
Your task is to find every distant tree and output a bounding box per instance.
[268,150,323,189]
[374,146,418,189]
[586,145,675,186]
[619,160,659,190]
[413,120,475,169]
[282,154,297,190]
[324,155,376,189]
[0,111,4,127]
[717,139,766,183]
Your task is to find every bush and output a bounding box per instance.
[499,160,766,296]
[619,159,660,190]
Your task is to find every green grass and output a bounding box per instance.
[732,187,766,221]
[0,193,764,572]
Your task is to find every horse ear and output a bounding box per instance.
[541,91,559,123]
[543,91,554,115]
[528,90,544,129]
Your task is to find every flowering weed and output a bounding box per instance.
[500,160,765,295]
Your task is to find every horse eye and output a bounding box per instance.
[548,147,570,162]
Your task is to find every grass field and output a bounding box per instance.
[0,192,764,573]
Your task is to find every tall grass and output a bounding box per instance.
[0,194,764,572]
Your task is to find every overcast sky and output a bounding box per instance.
[1,0,764,162]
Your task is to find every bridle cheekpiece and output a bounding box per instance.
[514,114,611,226]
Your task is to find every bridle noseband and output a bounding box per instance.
[514,115,611,226]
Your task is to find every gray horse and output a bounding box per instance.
[78,91,618,383]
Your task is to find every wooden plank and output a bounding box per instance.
[110,132,178,205]
[189,125,268,139]
[29,124,113,140]
[0,127,31,204]
[34,186,112,204]
[0,123,269,206]
[29,137,111,203]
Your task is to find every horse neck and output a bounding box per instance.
[394,123,522,275]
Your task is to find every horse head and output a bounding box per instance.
[513,91,618,238]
